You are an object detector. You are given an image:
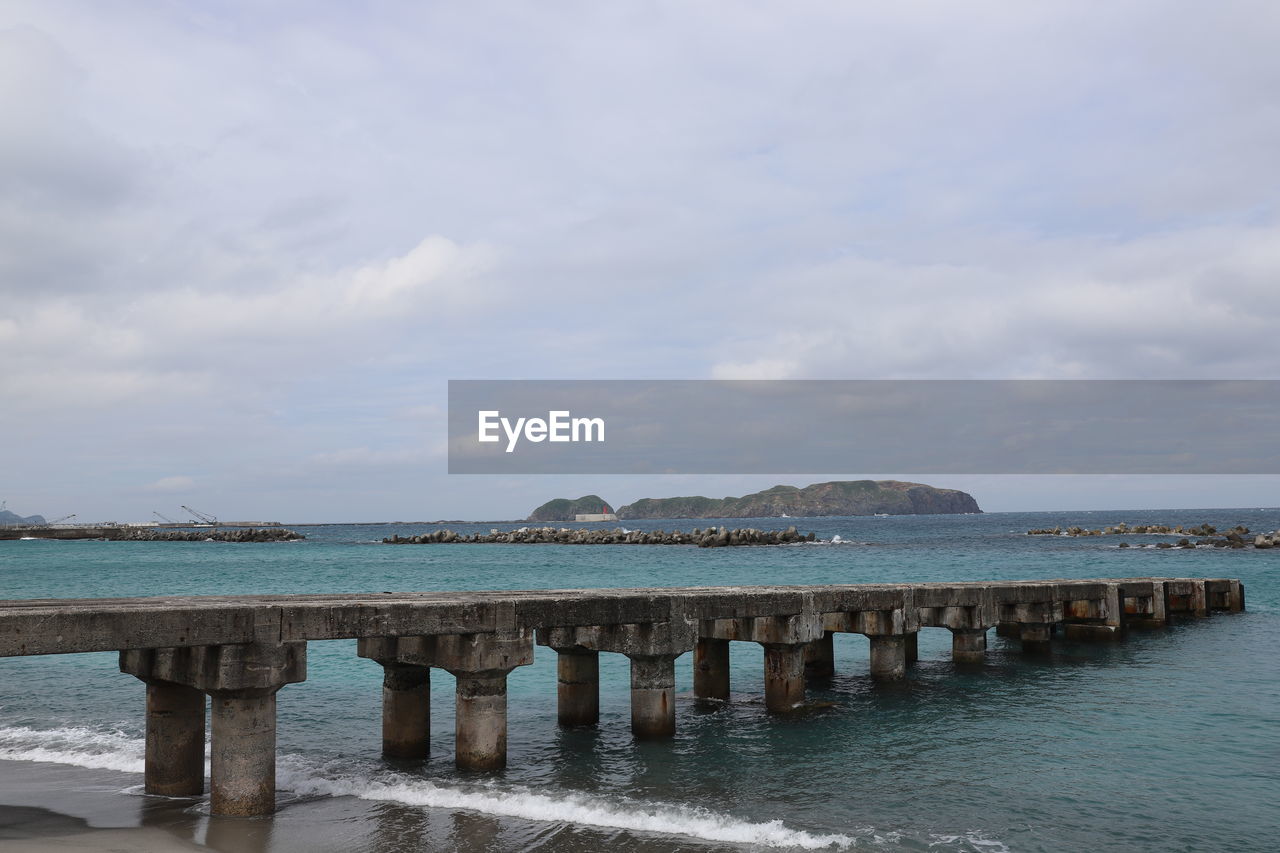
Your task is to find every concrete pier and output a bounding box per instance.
[803,631,835,679]
[454,671,512,770]
[540,620,694,737]
[693,637,731,701]
[144,682,205,796]
[762,644,806,712]
[356,638,432,759]
[950,628,987,663]
[553,647,599,727]
[411,631,533,770]
[869,635,907,679]
[120,642,305,816]
[210,691,278,816]
[380,664,431,759]
[0,576,1242,816]
[1020,623,1053,654]
[629,654,677,737]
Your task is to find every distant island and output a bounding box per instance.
[529,480,980,521]
[527,495,615,522]
[0,508,46,526]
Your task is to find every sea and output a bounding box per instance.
[1,509,1277,852]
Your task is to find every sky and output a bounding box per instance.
[2,1,1279,523]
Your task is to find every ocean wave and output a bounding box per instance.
[0,724,1013,851]
[0,724,850,849]
[277,755,854,849]
[0,723,146,773]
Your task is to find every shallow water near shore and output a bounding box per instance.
[1,509,1278,852]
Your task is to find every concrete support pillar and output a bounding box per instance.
[209,690,277,817]
[693,638,730,701]
[950,628,987,664]
[762,644,806,713]
[1191,581,1208,617]
[380,663,430,759]
[803,631,835,680]
[869,635,907,680]
[995,621,1020,638]
[144,681,205,796]
[904,631,919,665]
[121,641,305,818]
[629,654,677,738]
[1228,580,1245,612]
[454,671,512,771]
[554,647,599,727]
[1020,623,1053,654]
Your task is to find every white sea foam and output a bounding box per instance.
[0,725,1006,851]
[0,724,146,773]
[0,725,851,849]
[277,756,854,849]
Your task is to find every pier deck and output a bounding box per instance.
[0,577,1244,815]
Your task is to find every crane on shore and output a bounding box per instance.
[181,506,218,526]
[154,512,179,524]
[46,514,76,526]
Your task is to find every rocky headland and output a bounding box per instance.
[527,495,613,522]
[385,525,817,547]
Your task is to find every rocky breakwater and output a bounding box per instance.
[1028,522,1278,550]
[383,525,818,547]
[113,527,305,542]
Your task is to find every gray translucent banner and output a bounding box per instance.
[447,380,1280,474]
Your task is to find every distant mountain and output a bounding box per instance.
[527,495,614,522]
[616,480,980,519]
[0,509,47,526]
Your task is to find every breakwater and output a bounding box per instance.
[0,526,304,542]
[0,576,1243,818]
[1027,522,1278,549]
[383,525,817,547]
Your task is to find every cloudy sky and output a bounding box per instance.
[2,1,1278,522]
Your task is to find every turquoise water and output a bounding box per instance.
[1,509,1278,852]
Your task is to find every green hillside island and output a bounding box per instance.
[615,480,981,519]
[527,495,615,522]
[0,509,46,526]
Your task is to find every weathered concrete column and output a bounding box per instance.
[380,664,430,759]
[1064,583,1124,641]
[1228,580,1246,612]
[995,621,1021,638]
[803,631,835,679]
[693,637,730,701]
[904,631,919,664]
[629,654,677,738]
[1020,623,1053,654]
[541,619,696,738]
[762,644,806,712]
[950,628,987,664]
[454,671,512,771]
[121,642,305,817]
[869,635,907,679]
[143,681,205,796]
[356,638,431,758]
[209,689,277,816]
[406,630,535,771]
[554,647,599,727]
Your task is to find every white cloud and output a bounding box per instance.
[2,2,1278,519]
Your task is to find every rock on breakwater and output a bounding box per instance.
[383,525,818,547]
[0,526,305,542]
[1028,522,1279,550]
